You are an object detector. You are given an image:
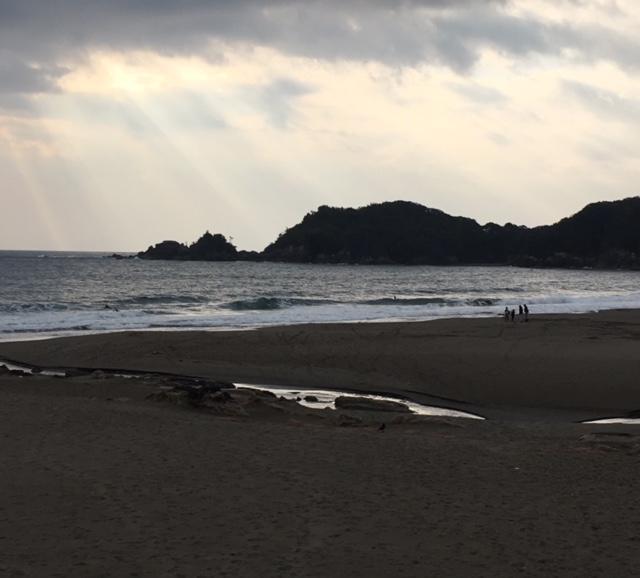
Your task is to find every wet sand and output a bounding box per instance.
[2,309,640,418]
[2,311,640,576]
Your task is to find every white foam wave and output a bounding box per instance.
[2,290,640,338]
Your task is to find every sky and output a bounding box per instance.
[1,0,639,251]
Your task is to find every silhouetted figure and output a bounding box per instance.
[519,305,523,316]
[504,307,510,321]
[511,309,515,322]
[524,304,529,322]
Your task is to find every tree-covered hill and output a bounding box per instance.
[263,197,640,268]
[138,197,640,269]
[262,201,493,264]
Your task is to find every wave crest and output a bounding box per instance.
[224,297,334,311]
[113,294,209,307]
[0,303,70,313]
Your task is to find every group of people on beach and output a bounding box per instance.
[504,304,529,322]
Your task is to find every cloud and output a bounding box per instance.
[0,1,509,67]
[449,81,509,105]
[1,0,640,114]
[562,80,640,123]
[0,52,69,111]
[0,93,35,115]
[257,78,314,128]
[487,131,510,145]
[0,57,65,94]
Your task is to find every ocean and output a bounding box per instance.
[2,250,640,340]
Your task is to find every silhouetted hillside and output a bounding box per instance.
[263,201,492,264]
[519,198,640,268]
[138,197,640,269]
[264,198,640,268]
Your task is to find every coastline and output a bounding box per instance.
[2,309,640,419]
[3,311,640,575]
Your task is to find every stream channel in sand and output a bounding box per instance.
[5,359,637,424]
[1,359,485,419]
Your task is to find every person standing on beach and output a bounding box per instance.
[511,309,516,322]
[524,304,529,322]
[504,307,510,321]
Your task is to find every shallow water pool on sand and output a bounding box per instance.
[0,358,485,419]
[237,383,484,419]
[0,360,66,377]
[583,418,640,425]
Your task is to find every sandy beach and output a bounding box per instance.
[2,309,640,418]
[2,311,640,576]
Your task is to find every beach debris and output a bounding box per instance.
[334,395,411,413]
[378,422,386,432]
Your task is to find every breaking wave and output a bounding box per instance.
[112,294,210,307]
[0,303,72,313]
[225,296,501,310]
[361,297,499,306]
[2,254,640,338]
[224,297,336,311]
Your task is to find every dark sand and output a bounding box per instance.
[2,309,640,418]
[2,311,640,576]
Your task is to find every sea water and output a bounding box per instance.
[2,250,640,339]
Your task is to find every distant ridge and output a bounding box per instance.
[138,197,640,269]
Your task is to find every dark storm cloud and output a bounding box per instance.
[0,0,638,102]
